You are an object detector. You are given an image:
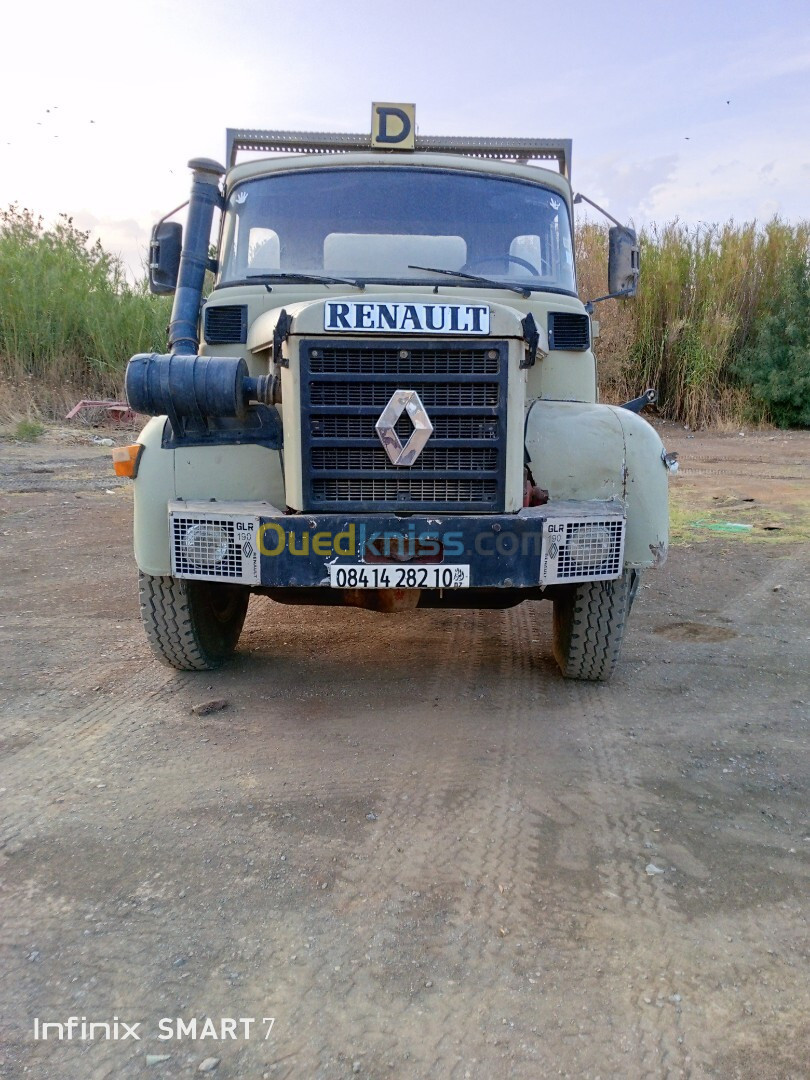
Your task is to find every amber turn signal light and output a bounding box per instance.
[112,444,144,479]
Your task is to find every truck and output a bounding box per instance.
[118,103,673,682]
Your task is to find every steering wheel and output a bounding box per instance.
[461,254,541,276]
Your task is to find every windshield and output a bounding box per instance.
[219,167,576,294]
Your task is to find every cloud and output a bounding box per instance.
[637,138,810,225]
[2,0,808,279]
[71,211,153,282]
[573,154,680,225]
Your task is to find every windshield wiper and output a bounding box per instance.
[407,264,531,298]
[247,271,366,289]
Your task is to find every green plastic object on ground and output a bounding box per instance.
[689,520,753,533]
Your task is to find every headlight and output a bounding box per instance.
[567,523,613,572]
[183,523,230,567]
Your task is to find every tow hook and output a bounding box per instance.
[662,449,679,473]
[524,467,549,507]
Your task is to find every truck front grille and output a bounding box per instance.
[309,346,500,375]
[311,415,499,441]
[312,478,498,503]
[310,381,498,408]
[300,339,508,512]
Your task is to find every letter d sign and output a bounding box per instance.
[371,102,415,150]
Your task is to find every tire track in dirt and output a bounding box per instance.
[435,605,695,1078]
[679,469,808,482]
[0,665,196,850]
[236,608,493,1077]
[270,600,691,1078]
[428,604,572,1078]
[241,605,594,1078]
[0,665,199,1080]
[573,682,696,1080]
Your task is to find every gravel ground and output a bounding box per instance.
[0,425,808,1080]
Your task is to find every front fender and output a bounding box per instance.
[524,400,668,569]
[133,418,286,575]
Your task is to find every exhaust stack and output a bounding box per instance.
[169,158,225,355]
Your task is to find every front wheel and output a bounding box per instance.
[138,572,250,671]
[552,571,640,682]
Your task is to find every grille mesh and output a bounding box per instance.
[171,515,243,579]
[302,339,508,511]
[309,346,500,375]
[313,479,498,503]
[204,305,247,345]
[555,519,624,580]
[311,415,499,440]
[310,381,499,408]
[548,312,590,351]
[311,447,498,471]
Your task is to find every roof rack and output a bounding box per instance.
[226,128,572,179]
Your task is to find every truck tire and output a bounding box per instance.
[138,572,250,671]
[552,570,639,682]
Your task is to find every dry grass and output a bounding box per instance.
[0,207,170,419]
[1,205,808,429]
[576,223,636,404]
[580,217,810,427]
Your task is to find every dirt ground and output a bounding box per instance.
[0,422,808,1080]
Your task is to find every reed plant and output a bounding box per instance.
[1,203,808,428]
[580,216,810,427]
[0,206,170,416]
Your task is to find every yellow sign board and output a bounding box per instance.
[371,102,416,150]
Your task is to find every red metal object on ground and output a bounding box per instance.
[65,400,134,423]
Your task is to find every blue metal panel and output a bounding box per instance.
[160,404,282,450]
[299,339,508,513]
[257,512,543,588]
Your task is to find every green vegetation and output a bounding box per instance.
[13,418,45,441]
[732,255,810,427]
[0,203,808,428]
[578,218,810,428]
[669,485,810,546]
[0,206,170,413]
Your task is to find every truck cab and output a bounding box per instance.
[123,106,669,681]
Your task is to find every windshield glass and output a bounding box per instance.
[219,167,576,294]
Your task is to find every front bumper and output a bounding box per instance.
[168,500,626,589]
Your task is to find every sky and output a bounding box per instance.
[2,0,808,280]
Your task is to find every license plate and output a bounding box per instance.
[329,564,470,589]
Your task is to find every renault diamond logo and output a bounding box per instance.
[375,389,433,466]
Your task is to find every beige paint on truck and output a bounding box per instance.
[127,112,666,680]
[524,401,669,568]
[134,417,286,576]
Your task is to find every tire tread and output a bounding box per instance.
[553,572,635,682]
[138,573,216,671]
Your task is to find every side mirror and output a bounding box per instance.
[608,226,640,298]
[149,221,182,295]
